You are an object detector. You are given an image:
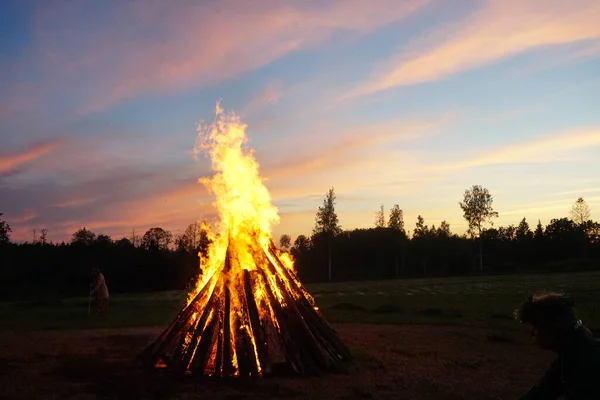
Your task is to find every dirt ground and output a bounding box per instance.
[0,324,551,400]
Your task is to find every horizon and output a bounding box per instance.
[1,0,599,243]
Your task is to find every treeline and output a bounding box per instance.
[0,188,599,300]
[0,221,210,300]
[291,216,600,283]
[289,188,600,282]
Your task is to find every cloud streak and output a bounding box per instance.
[430,127,600,173]
[0,140,63,175]
[351,0,600,96]
[23,0,429,113]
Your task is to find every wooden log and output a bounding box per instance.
[263,250,350,371]
[298,305,352,366]
[142,268,220,364]
[243,269,269,373]
[245,332,260,378]
[279,289,334,370]
[188,305,220,374]
[256,268,305,374]
[229,282,260,378]
[170,310,203,374]
[295,298,352,368]
[261,253,336,367]
[222,285,234,377]
[143,237,352,378]
[253,248,349,372]
[214,311,224,377]
[174,274,225,376]
[264,244,353,364]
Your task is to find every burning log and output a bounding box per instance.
[142,240,352,377]
[141,104,352,377]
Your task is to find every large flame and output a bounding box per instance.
[188,103,295,303]
[143,103,350,378]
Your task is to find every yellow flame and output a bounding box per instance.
[179,103,321,376]
[187,103,280,301]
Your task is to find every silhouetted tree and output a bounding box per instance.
[279,234,292,251]
[534,220,544,240]
[291,235,311,278]
[571,197,591,225]
[516,218,533,241]
[313,187,342,236]
[141,227,173,251]
[313,187,342,281]
[71,227,96,245]
[387,205,406,276]
[130,229,140,247]
[459,185,498,271]
[0,213,11,244]
[96,234,113,246]
[176,222,209,254]
[437,221,451,238]
[498,225,516,242]
[413,215,428,238]
[291,235,310,256]
[40,229,48,245]
[375,205,385,228]
[115,237,133,248]
[543,218,590,261]
[413,215,431,276]
[388,205,405,233]
[584,221,600,244]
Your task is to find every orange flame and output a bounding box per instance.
[187,102,291,299]
[142,103,349,378]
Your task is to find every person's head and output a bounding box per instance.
[91,267,100,276]
[514,292,579,351]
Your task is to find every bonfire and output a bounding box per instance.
[142,104,352,377]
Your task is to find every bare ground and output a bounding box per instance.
[0,324,551,400]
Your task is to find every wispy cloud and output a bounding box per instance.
[241,80,284,117]
[350,0,600,97]
[51,197,101,208]
[23,0,429,113]
[253,114,457,209]
[0,140,63,175]
[430,127,600,173]
[263,115,450,181]
[501,196,600,218]
[551,187,600,197]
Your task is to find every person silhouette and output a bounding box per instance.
[90,268,109,317]
[514,292,600,399]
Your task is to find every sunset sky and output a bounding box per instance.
[1,0,600,243]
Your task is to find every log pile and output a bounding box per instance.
[141,240,352,378]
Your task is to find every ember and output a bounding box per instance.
[142,104,352,377]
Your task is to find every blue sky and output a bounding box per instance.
[1,0,599,242]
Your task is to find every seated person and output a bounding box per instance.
[514,292,600,399]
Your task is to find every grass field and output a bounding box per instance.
[2,271,599,332]
[1,271,599,399]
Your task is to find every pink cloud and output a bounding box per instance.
[51,197,100,208]
[430,127,600,172]
[29,0,429,112]
[241,80,284,117]
[0,140,63,174]
[350,0,600,96]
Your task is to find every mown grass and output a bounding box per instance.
[1,271,599,331]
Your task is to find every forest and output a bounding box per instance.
[1,185,598,301]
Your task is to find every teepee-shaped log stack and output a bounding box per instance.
[142,239,352,378]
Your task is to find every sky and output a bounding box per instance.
[1,0,600,243]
